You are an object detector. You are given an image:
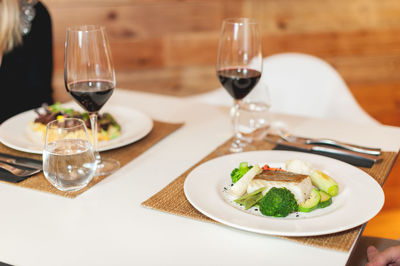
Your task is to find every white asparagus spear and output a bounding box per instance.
[229,164,262,197]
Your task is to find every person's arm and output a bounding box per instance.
[366,245,400,266]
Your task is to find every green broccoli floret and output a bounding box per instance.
[259,187,298,217]
[230,162,253,183]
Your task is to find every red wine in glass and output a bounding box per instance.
[217,68,261,100]
[67,80,114,113]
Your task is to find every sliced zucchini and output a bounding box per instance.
[298,188,320,212]
[318,190,332,208]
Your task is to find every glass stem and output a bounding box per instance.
[89,112,101,162]
[230,99,243,152]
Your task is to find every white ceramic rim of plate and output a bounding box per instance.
[0,102,153,154]
[183,150,384,237]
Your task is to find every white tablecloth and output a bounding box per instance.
[0,89,399,266]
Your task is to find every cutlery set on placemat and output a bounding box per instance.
[0,153,42,183]
[265,132,381,168]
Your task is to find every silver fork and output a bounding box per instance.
[279,130,381,156]
[0,161,41,177]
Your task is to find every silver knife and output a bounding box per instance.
[265,137,382,163]
[0,153,42,170]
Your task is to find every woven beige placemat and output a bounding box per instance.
[0,120,183,198]
[142,138,398,252]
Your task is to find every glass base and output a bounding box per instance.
[229,145,243,153]
[95,158,120,176]
[47,178,91,192]
[229,138,247,153]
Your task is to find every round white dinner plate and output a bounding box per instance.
[184,150,384,237]
[0,102,153,154]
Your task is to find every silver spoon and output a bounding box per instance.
[0,161,41,177]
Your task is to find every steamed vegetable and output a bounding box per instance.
[318,190,333,208]
[234,187,266,210]
[229,164,261,197]
[230,162,253,183]
[259,187,298,217]
[285,159,312,175]
[298,188,320,212]
[310,170,338,196]
[262,164,285,171]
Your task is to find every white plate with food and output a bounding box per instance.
[0,102,153,154]
[184,150,384,237]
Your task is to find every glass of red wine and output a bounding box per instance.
[64,25,120,176]
[216,18,263,152]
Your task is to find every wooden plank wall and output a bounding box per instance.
[43,0,400,239]
[43,0,400,126]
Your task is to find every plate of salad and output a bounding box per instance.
[183,150,384,237]
[0,101,153,154]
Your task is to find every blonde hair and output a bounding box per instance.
[0,0,22,53]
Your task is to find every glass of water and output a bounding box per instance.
[238,81,272,143]
[43,118,97,192]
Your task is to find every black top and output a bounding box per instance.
[0,2,53,124]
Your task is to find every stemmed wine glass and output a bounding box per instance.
[216,18,263,152]
[64,25,120,176]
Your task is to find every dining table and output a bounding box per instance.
[0,88,399,266]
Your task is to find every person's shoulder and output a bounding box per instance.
[34,1,52,21]
[31,1,52,32]
[26,1,52,42]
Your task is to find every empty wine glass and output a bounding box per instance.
[43,118,97,192]
[64,25,119,176]
[216,18,263,152]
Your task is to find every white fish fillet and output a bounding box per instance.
[247,173,313,204]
